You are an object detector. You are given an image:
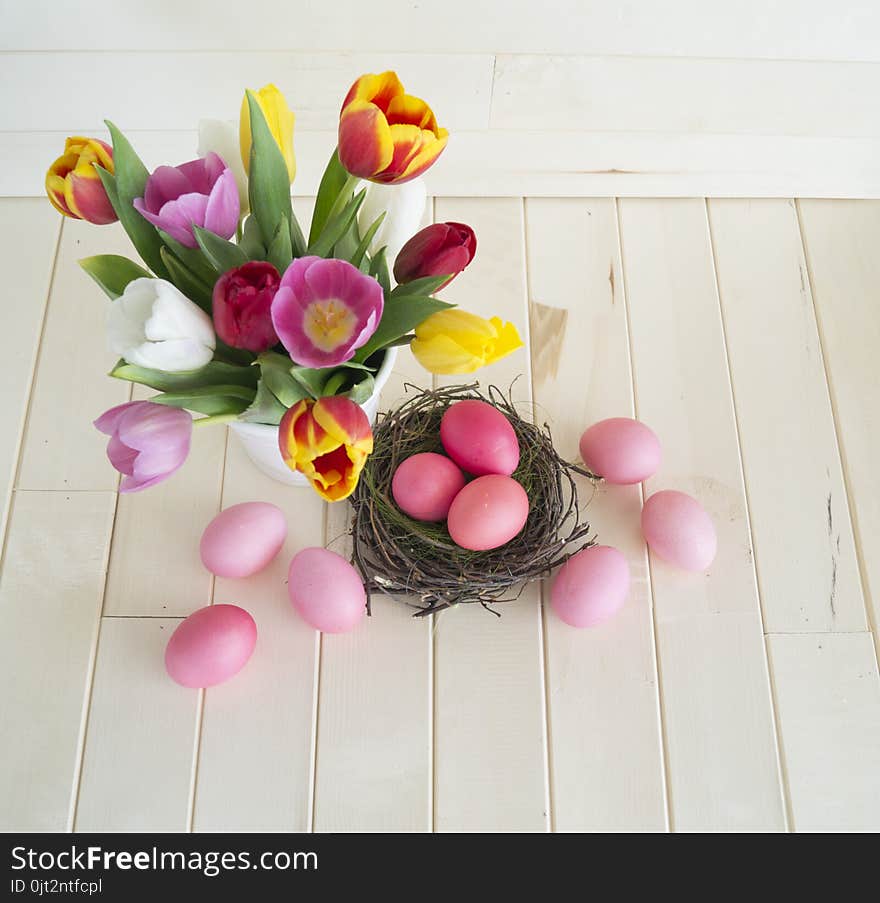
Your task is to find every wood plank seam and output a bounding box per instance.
[794,199,880,660]
[186,427,230,832]
[612,197,672,831]
[703,197,792,830]
[309,502,328,833]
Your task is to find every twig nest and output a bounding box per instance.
[349,384,596,615]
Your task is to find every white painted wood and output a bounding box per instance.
[75,617,200,832]
[525,197,667,830]
[0,200,59,540]
[5,131,879,201]
[0,490,115,831]
[431,197,549,831]
[767,633,880,831]
[797,199,880,639]
[618,198,786,831]
[17,219,132,491]
[192,435,323,832]
[0,52,491,133]
[708,199,865,633]
[493,55,880,137]
[103,387,228,617]
[5,2,878,61]
[311,202,433,833]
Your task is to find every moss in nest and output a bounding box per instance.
[349,383,597,616]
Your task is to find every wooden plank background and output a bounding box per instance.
[1,193,878,832]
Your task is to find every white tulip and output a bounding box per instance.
[108,278,216,373]
[198,118,249,213]
[357,177,427,267]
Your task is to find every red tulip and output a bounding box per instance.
[212,261,281,352]
[393,222,477,290]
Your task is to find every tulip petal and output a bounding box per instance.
[378,124,449,185]
[411,333,484,374]
[313,396,373,450]
[342,71,405,114]
[338,100,394,179]
[106,434,138,476]
[144,165,193,212]
[204,168,241,241]
[68,171,117,225]
[385,94,438,131]
[94,400,148,436]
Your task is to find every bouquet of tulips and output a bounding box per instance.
[45,72,522,501]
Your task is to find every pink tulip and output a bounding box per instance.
[94,401,192,493]
[133,152,239,249]
[213,261,280,352]
[271,256,383,368]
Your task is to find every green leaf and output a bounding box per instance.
[246,91,293,253]
[159,246,213,312]
[193,226,248,273]
[104,121,171,280]
[257,351,309,407]
[321,371,348,397]
[239,215,267,260]
[347,373,375,404]
[369,248,391,295]
[390,274,452,298]
[350,213,385,269]
[309,149,349,244]
[289,210,307,258]
[79,255,152,299]
[158,231,218,286]
[238,378,288,425]
[151,385,254,417]
[289,366,327,399]
[267,215,293,273]
[212,339,256,367]
[355,294,455,362]
[307,189,366,258]
[110,359,258,392]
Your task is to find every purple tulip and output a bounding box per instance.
[94,401,192,493]
[133,152,239,248]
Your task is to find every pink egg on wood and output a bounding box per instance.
[641,490,717,572]
[200,501,287,578]
[392,452,466,522]
[551,545,630,628]
[440,399,520,476]
[579,417,661,484]
[165,604,257,688]
[288,547,366,633]
[446,474,529,551]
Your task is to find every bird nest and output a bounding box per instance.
[349,383,597,616]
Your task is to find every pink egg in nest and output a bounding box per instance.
[579,417,661,484]
[165,604,257,688]
[551,545,630,628]
[641,489,717,572]
[392,452,466,522]
[440,399,520,476]
[446,474,529,551]
[200,501,287,578]
[288,547,366,633]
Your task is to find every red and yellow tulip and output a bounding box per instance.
[278,396,373,501]
[45,136,117,224]
[338,71,448,185]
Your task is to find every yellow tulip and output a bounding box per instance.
[411,309,523,375]
[240,83,296,183]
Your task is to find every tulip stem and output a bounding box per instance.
[193,413,241,427]
[323,173,360,231]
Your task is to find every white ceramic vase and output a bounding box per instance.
[228,347,398,486]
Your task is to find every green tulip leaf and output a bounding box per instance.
[158,231,218,286]
[150,384,254,417]
[307,189,366,259]
[246,91,293,255]
[289,365,327,399]
[239,215,267,260]
[267,215,293,273]
[103,121,171,280]
[289,210,307,259]
[159,246,213,313]
[349,213,386,269]
[79,255,152,299]
[238,378,288,425]
[110,359,258,392]
[257,351,310,408]
[193,226,248,273]
[355,294,455,362]
[309,149,349,245]
[389,274,452,298]
[369,247,392,295]
[347,372,375,404]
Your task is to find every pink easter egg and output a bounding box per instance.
[440,399,520,476]
[446,474,529,551]
[579,417,661,484]
[200,501,287,578]
[288,547,366,633]
[551,545,630,628]
[392,452,466,522]
[641,490,717,572]
[165,604,257,688]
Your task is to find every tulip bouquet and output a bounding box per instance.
[46,72,522,501]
